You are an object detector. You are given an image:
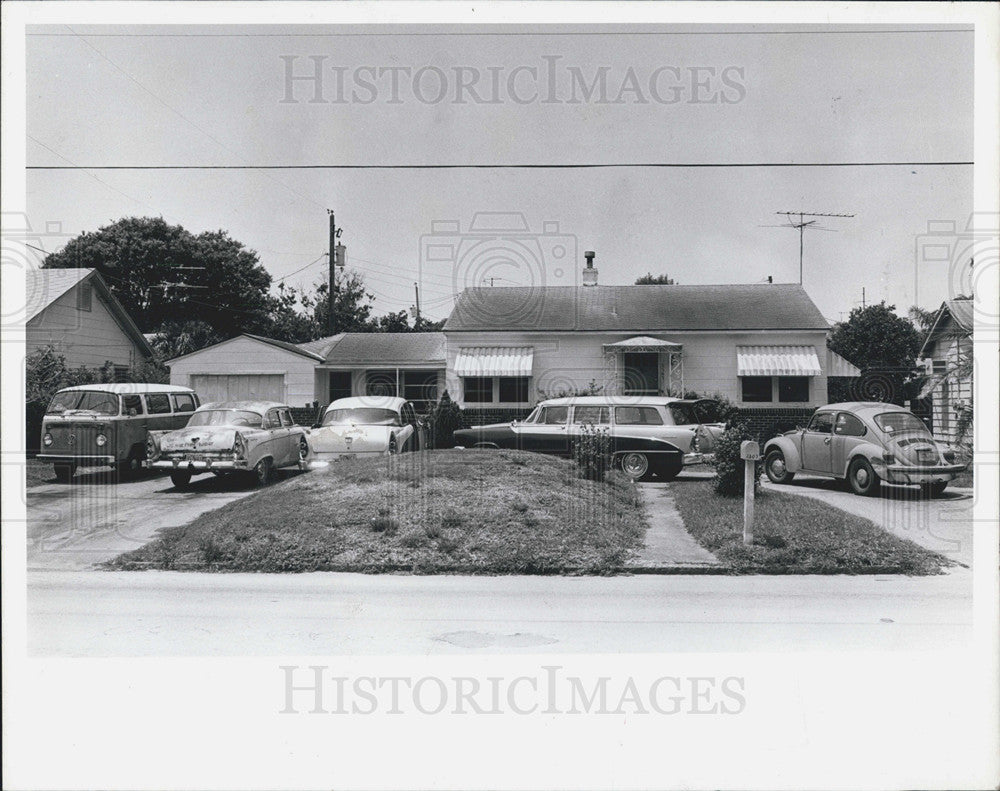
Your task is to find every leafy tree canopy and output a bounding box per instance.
[635,272,677,285]
[828,302,922,371]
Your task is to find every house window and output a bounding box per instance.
[403,371,439,407]
[328,371,352,402]
[77,283,93,312]
[463,377,493,403]
[741,376,773,402]
[778,376,810,403]
[498,376,529,403]
[365,370,397,397]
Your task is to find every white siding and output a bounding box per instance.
[445,330,830,408]
[925,315,973,444]
[169,336,317,407]
[26,282,143,368]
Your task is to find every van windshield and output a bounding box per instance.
[47,390,119,415]
[187,410,263,428]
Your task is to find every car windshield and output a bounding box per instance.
[522,407,540,424]
[874,412,930,435]
[323,408,401,427]
[186,410,263,428]
[667,404,696,426]
[47,390,119,415]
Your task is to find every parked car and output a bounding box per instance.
[763,401,968,497]
[38,383,200,482]
[453,395,724,481]
[146,401,308,489]
[306,396,424,466]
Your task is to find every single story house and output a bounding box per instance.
[168,257,855,438]
[26,268,153,375]
[918,298,973,444]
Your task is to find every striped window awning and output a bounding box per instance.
[455,347,534,377]
[737,345,822,376]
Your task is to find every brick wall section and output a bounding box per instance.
[464,407,533,426]
[291,406,324,426]
[733,407,816,444]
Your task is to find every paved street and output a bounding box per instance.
[27,567,971,656]
[26,467,305,571]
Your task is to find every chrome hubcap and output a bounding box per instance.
[770,458,785,476]
[855,467,869,486]
[622,454,647,477]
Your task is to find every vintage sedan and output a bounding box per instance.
[763,401,967,497]
[453,395,724,481]
[306,396,424,466]
[146,401,309,489]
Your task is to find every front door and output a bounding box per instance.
[523,405,570,454]
[831,411,868,476]
[622,353,659,396]
[801,411,835,472]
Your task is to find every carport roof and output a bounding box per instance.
[320,332,446,365]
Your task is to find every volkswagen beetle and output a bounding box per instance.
[763,401,967,497]
[146,401,309,489]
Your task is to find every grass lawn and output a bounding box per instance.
[106,449,647,574]
[670,480,953,575]
[26,457,57,488]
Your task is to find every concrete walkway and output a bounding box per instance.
[627,483,723,572]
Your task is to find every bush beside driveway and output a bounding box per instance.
[106,449,648,574]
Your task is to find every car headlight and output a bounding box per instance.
[95,433,107,447]
[43,433,53,446]
[943,448,956,463]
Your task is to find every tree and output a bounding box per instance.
[635,273,676,285]
[150,320,224,360]
[827,302,923,404]
[43,217,287,337]
[907,305,938,347]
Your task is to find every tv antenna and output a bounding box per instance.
[765,211,855,284]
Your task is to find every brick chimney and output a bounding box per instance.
[582,250,598,286]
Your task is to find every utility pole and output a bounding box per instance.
[773,211,855,284]
[327,210,336,336]
[413,282,421,328]
[862,287,866,309]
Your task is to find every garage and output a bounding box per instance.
[189,374,286,403]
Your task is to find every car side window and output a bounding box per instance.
[263,410,281,429]
[807,412,834,434]
[615,406,664,426]
[280,409,294,427]
[122,394,144,416]
[539,406,569,425]
[171,393,196,413]
[835,412,866,437]
[572,406,610,425]
[146,393,172,415]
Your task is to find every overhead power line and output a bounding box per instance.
[28,161,972,170]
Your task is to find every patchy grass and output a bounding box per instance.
[26,457,57,488]
[106,449,647,574]
[670,480,952,575]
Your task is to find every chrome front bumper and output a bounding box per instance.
[149,457,249,472]
[38,454,115,466]
[876,462,967,485]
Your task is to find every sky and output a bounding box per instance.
[25,24,974,324]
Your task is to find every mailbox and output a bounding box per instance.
[740,440,761,461]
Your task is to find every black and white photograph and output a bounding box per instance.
[2,2,998,789]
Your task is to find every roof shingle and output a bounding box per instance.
[444,284,829,332]
[321,332,446,364]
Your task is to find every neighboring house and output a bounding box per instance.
[168,332,446,418]
[26,268,153,374]
[919,298,974,444]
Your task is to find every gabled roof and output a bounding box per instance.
[167,332,325,365]
[295,333,345,359]
[919,298,974,357]
[444,284,829,332]
[27,268,153,358]
[321,332,446,365]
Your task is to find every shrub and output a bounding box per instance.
[682,390,738,423]
[370,516,399,536]
[426,390,468,449]
[572,422,613,482]
[537,378,605,400]
[711,423,763,497]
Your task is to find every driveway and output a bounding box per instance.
[759,475,975,567]
[26,467,306,571]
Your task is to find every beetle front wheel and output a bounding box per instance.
[848,457,881,497]
[765,449,795,484]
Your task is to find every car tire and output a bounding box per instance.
[117,450,143,482]
[170,470,192,490]
[654,458,683,482]
[765,449,795,484]
[620,452,652,482]
[53,463,75,484]
[920,481,948,498]
[251,458,273,488]
[848,457,881,496]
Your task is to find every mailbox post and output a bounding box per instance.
[740,440,761,545]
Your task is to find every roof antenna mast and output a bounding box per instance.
[772,211,855,284]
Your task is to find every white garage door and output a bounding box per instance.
[190,374,285,403]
